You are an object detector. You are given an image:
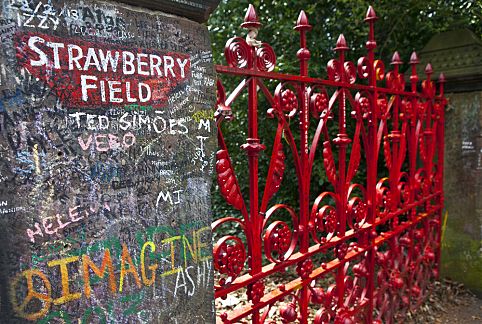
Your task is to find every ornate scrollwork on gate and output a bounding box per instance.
[213,4,445,323]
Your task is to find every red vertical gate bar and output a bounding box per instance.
[295,11,311,324]
[409,52,420,222]
[213,4,446,323]
[333,33,350,314]
[365,8,378,323]
[239,6,265,323]
[406,52,420,310]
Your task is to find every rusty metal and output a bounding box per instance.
[213,4,446,323]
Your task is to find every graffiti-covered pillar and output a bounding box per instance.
[0,0,219,322]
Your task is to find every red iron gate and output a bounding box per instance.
[212,5,446,323]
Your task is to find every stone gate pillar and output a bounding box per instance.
[418,28,482,295]
[0,0,219,322]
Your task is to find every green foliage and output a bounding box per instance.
[207,0,481,225]
[209,0,481,69]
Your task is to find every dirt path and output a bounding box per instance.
[437,295,482,323]
[408,280,482,324]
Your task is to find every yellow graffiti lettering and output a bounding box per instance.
[161,235,181,277]
[119,243,141,292]
[141,241,158,286]
[47,256,81,305]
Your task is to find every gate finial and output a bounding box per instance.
[391,51,402,66]
[241,4,261,29]
[409,51,420,64]
[438,72,445,83]
[365,5,378,22]
[365,6,377,51]
[242,5,262,47]
[438,73,446,97]
[335,34,349,52]
[295,10,312,31]
[410,51,420,91]
[424,63,433,79]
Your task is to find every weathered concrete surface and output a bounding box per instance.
[418,29,482,296]
[0,0,216,322]
[442,92,482,296]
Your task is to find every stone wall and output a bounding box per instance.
[0,0,217,322]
